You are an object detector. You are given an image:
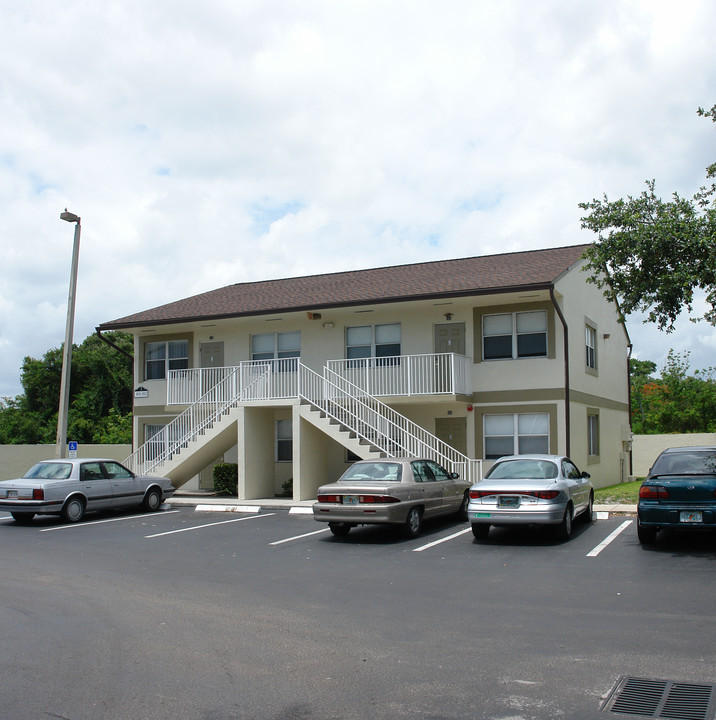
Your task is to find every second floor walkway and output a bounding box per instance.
[166,352,472,405]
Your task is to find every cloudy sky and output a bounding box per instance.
[1,0,715,398]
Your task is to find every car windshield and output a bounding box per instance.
[340,462,402,482]
[23,462,73,480]
[485,459,558,480]
[651,451,716,476]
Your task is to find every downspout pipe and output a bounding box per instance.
[95,328,134,361]
[95,328,135,449]
[549,287,570,457]
[627,342,633,477]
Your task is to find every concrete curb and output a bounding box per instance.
[168,494,637,516]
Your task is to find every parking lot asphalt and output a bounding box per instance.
[1,498,714,720]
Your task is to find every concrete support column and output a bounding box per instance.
[238,406,275,500]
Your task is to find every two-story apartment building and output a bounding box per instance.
[97,244,632,500]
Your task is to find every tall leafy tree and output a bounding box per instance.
[0,331,134,444]
[629,352,716,434]
[579,105,716,331]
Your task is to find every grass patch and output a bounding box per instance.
[594,479,643,505]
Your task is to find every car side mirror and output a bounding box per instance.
[581,471,591,479]
[450,472,460,479]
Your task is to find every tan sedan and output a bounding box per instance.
[313,458,471,538]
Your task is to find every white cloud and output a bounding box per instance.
[1,0,715,397]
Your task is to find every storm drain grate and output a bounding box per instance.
[602,676,716,720]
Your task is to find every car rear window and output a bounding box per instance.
[650,451,716,476]
[23,462,73,480]
[485,459,558,480]
[340,463,402,482]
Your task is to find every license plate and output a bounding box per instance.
[498,496,520,508]
[342,495,359,505]
[680,511,703,523]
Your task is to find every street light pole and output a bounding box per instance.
[56,210,81,459]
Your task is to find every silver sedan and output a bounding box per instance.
[0,458,175,523]
[313,458,471,538]
[467,455,594,541]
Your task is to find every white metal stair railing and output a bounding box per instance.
[298,363,482,484]
[125,358,482,484]
[124,364,271,476]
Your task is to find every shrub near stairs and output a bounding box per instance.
[213,463,238,496]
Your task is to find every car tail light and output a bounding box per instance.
[469,489,560,500]
[359,495,400,504]
[639,485,670,500]
[32,489,44,500]
[534,491,560,500]
[470,490,489,499]
[317,494,341,503]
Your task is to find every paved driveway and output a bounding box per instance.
[1,506,714,719]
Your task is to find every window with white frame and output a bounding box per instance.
[276,419,292,462]
[346,324,401,364]
[252,332,300,364]
[585,324,597,370]
[587,413,599,457]
[145,340,189,380]
[483,311,547,360]
[483,412,550,459]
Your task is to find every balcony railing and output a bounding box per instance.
[326,353,471,397]
[168,359,299,405]
[167,353,471,405]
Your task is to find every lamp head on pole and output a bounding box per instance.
[60,209,80,223]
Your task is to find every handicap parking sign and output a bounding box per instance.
[68,441,78,458]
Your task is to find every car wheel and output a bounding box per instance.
[581,493,594,523]
[456,492,469,521]
[403,506,423,538]
[142,488,162,512]
[11,512,35,523]
[471,523,490,539]
[61,496,85,523]
[637,520,657,545]
[554,504,573,541]
[328,522,352,537]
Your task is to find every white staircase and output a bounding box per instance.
[124,359,482,487]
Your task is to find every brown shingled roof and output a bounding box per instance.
[98,244,590,330]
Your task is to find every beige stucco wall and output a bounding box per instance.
[123,263,633,497]
[631,433,716,478]
[0,444,132,481]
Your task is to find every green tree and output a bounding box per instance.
[629,357,657,433]
[0,331,134,444]
[579,105,716,331]
[630,352,716,434]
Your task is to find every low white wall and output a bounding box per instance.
[631,433,716,478]
[3,436,715,485]
[0,444,132,481]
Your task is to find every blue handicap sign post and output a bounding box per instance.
[68,441,78,459]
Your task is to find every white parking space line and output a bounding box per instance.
[145,512,275,538]
[413,527,473,552]
[40,510,181,532]
[195,504,261,513]
[270,527,330,545]
[586,520,633,557]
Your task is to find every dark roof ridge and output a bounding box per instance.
[98,243,592,330]
[227,242,591,287]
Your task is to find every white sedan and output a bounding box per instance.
[467,455,594,541]
[0,458,175,523]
